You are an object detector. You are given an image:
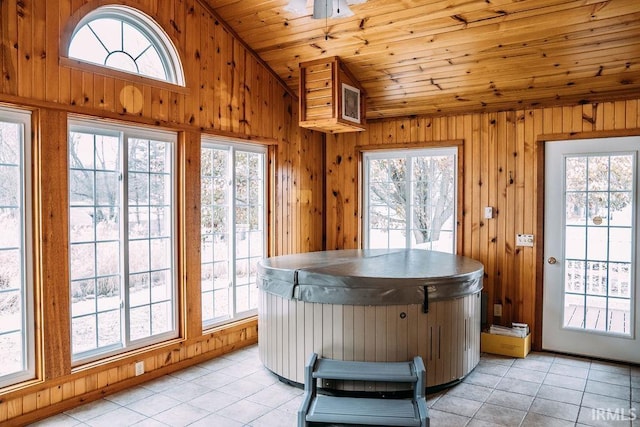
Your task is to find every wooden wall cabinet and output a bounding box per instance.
[299,56,366,134]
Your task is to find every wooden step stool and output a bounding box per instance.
[298,353,430,426]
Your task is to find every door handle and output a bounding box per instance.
[547,257,557,264]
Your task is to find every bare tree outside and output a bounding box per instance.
[366,150,456,252]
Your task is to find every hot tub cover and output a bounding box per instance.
[257,249,483,305]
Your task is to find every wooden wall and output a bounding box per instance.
[0,0,324,424]
[326,99,640,347]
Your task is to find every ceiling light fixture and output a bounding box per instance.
[284,0,366,19]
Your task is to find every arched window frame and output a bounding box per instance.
[67,5,185,86]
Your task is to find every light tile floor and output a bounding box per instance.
[30,345,640,426]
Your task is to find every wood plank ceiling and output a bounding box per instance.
[208,0,640,119]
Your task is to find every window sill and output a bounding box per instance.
[0,377,44,397]
[70,336,185,375]
[203,314,258,336]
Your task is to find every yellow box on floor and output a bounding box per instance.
[481,332,531,358]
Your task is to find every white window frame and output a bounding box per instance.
[200,139,267,328]
[68,118,178,364]
[363,147,458,253]
[0,107,33,388]
[68,5,185,86]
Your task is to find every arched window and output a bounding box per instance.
[68,6,184,86]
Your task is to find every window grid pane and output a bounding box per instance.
[201,147,231,324]
[127,138,174,342]
[563,154,634,335]
[69,132,123,356]
[235,151,265,314]
[69,123,176,362]
[201,144,265,327]
[409,155,456,252]
[367,158,407,249]
[0,112,32,387]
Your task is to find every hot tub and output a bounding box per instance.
[257,249,484,390]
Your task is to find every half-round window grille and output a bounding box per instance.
[68,6,185,86]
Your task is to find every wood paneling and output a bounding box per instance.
[0,0,324,424]
[325,98,640,348]
[178,130,202,339]
[34,110,72,380]
[210,0,640,119]
[2,0,299,140]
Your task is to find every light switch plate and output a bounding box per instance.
[494,304,502,317]
[484,206,494,219]
[516,234,534,247]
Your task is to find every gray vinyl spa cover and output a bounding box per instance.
[257,249,484,306]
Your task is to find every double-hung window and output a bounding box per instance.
[363,148,458,253]
[69,119,176,362]
[201,140,266,327]
[0,107,33,388]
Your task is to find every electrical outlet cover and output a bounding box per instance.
[516,234,534,247]
[135,361,144,376]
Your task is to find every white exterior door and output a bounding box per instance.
[543,136,640,363]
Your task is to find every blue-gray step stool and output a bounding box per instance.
[298,353,429,427]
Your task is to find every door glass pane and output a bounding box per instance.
[68,9,180,84]
[565,260,585,293]
[586,261,607,295]
[609,228,632,262]
[609,263,631,298]
[564,293,584,329]
[585,296,607,331]
[610,192,632,226]
[588,156,609,191]
[563,154,634,335]
[565,157,587,190]
[564,227,586,260]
